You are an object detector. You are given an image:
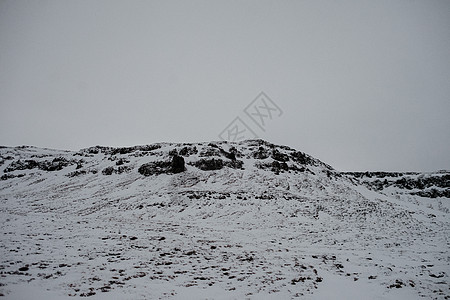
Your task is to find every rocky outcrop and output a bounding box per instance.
[4,157,75,172]
[102,166,132,175]
[138,161,172,176]
[138,155,186,176]
[345,171,450,198]
[191,158,224,171]
[171,155,185,173]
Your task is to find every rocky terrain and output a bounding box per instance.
[0,140,448,299]
[344,171,450,199]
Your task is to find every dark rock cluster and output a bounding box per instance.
[102,166,132,175]
[345,172,450,198]
[189,158,244,171]
[196,143,240,161]
[412,189,450,198]
[271,149,290,162]
[138,155,186,176]
[250,144,317,169]
[1,173,25,180]
[82,144,161,155]
[190,158,224,171]
[252,147,270,160]
[4,157,75,173]
[199,147,222,157]
[394,175,449,190]
[179,146,198,157]
[138,161,172,176]
[66,169,98,178]
[290,151,313,166]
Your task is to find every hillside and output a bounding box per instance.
[0,140,449,299]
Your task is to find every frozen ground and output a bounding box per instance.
[0,140,448,299]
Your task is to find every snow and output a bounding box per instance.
[0,141,448,299]
[308,269,419,300]
[7,283,73,300]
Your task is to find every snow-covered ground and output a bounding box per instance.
[0,140,448,299]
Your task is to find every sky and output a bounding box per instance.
[1,0,449,172]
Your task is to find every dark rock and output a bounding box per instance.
[253,147,270,159]
[192,158,224,171]
[4,157,73,173]
[4,160,38,172]
[217,146,239,160]
[115,158,129,166]
[1,174,16,180]
[40,157,70,171]
[168,149,178,156]
[171,155,185,173]
[344,172,450,198]
[290,151,311,165]
[199,147,221,157]
[271,149,289,162]
[388,279,405,289]
[194,276,208,280]
[291,277,307,284]
[138,161,171,176]
[83,144,161,155]
[102,167,115,175]
[412,188,450,198]
[429,272,445,278]
[225,160,244,169]
[271,161,289,174]
[229,146,238,159]
[179,146,198,157]
[66,169,98,177]
[117,166,131,174]
[138,156,185,176]
[110,145,161,155]
[80,291,96,297]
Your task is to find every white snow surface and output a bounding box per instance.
[0,140,448,299]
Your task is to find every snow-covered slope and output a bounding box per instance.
[0,140,448,299]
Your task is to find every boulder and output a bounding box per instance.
[171,155,185,173]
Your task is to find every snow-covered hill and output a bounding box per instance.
[0,140,448,299]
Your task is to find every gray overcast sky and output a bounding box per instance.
[1,0,449,172]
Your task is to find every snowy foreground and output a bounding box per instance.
[0,140,448,299]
